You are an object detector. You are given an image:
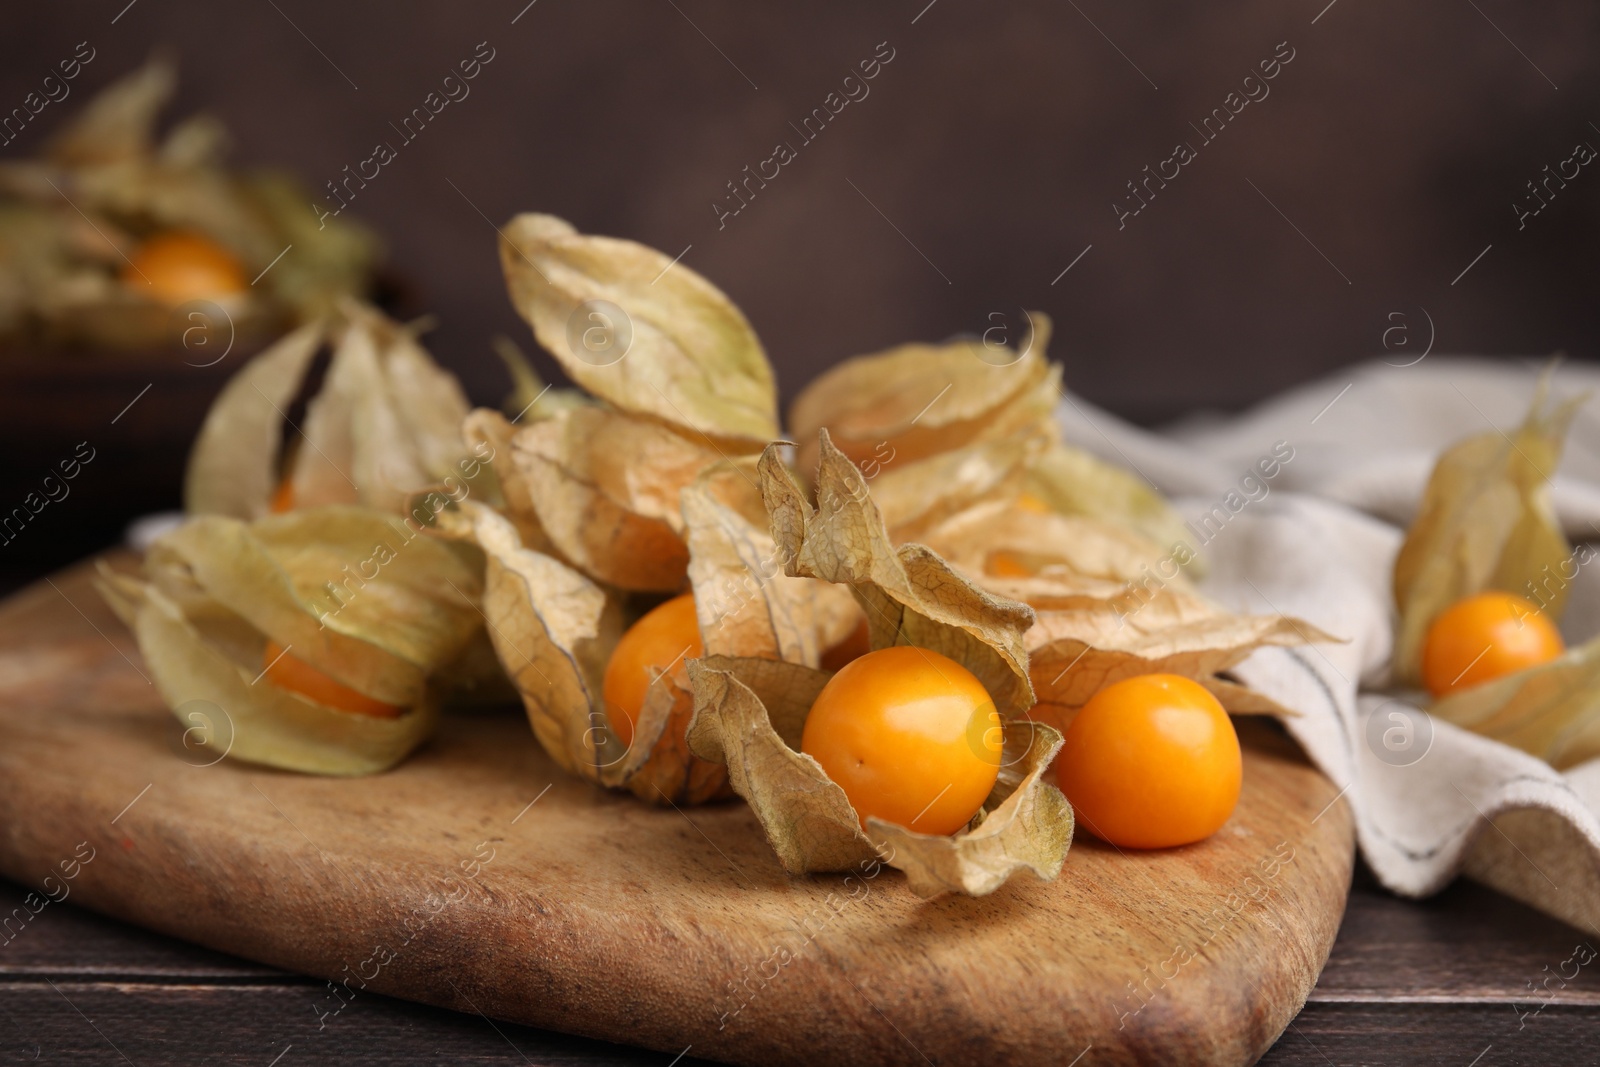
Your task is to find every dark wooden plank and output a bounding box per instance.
[7,863,1600,1065]
[0,982,715,1067]
[0,879,279,980]
[1312,865,1600,1006]
[9,864,1600,1065]
[1258,1002,1600,1066]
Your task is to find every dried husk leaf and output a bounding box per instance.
[185,321,325,518]
[1023,441,1197,569]
[683,475,858,668]
[1027,597,1340,708]
[788,315,1056,477]
[686,659,876,872]
[1431,635,1600,769]
[185,305,480,519]
[499,213,777,445]
[506,405,724,591]
[98,575,440,775]
[143,508,484,708]
[468,501,623,781]
[466,501,729,805]
[461,408,557,555]
[47,56,175,167]
[761,431,1037,717]
[1393,376,1583,682]
[93,507,474,776]
[290,305,477,515]
[686,659,1072,897]
[868,431,1046,545]
[920,498,1173,593]
[623,672,734,805]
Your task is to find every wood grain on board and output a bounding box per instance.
[0,557,1357,1067]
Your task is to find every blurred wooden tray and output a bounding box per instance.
[0,557,1355,1066]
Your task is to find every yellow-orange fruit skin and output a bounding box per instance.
[1056,673,1241,849]
[801,646,1001,836]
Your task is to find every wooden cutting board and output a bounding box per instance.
[0,557,1355,1066]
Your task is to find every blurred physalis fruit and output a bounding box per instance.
[1056,673,1241,849]
[260,640,403,719]
[602,594,702,749]
[1421,592,1565,699]
[123,230,249,307]
[800,646,1002,836]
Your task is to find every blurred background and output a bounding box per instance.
[1,0,1596,588]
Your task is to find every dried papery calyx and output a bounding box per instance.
[786,313,1057,481]
[1393,370,1583,683]
[912,492,1337,726]
[760,429,1037,716]
[681,433,1075,897]
[1431,634,1600,769]
[186,302,486,520]
[480,213,784,592]
[491,405,724,592]
[462,475,851,805]
[498,212,778,446]
[0,56,376,347]
[1023,594,1337,729]
[686,658,1071,899]
[1021,441,1197,571]
[95,506,484,774]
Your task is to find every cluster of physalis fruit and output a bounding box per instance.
[101,211,1364,899]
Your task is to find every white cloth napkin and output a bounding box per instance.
[1056,357,1600,935]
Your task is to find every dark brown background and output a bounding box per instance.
[1,0,1598,577]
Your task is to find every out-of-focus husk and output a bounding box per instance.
[1023,441,1197,570]
[0,57,378,345]
[99,570,439,775]
[184,303,484,520]
[1393,374,1583,682]
[867,432,1046,545]
[1432,634,1600,770]
[185,320,325,518]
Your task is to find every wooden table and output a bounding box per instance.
[2,862,1596,1065]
